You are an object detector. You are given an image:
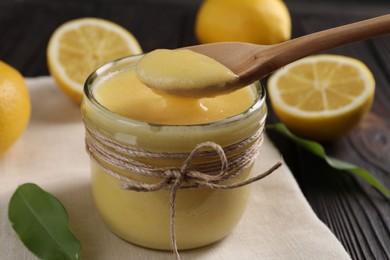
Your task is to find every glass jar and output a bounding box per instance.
[81,55,267,250]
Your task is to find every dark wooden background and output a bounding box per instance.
[1,0,389,259]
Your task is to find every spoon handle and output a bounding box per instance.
[260,14,390,75]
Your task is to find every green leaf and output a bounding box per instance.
[266,123,390,197]
[8,183,81,260]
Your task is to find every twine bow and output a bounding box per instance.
[84,120,282,260]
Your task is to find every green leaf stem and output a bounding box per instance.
[8,183,81,260]
[266,123,390,197]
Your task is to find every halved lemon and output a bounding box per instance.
[47,17,142,105]
[268,54,375,141]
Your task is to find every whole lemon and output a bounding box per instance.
[0,61,31,155]
[195,0,291,45]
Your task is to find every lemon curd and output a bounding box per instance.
[82,54,267,250]
[136,49,238,97]
[95,68,249,125]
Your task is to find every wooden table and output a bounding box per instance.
[1,1,389,259]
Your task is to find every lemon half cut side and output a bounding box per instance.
[47,17,143,105]
[268,54,375,141]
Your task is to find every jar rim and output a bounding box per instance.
[83,54,266,129]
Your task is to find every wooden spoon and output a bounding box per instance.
[184,14,390,95]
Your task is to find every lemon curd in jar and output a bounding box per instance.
[81,55,267,250]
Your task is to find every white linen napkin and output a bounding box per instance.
[0,77,351,260]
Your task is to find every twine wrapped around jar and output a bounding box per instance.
[84,119,282,260]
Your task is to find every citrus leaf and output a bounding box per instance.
[266,123,390,197]
[8,183,81,260]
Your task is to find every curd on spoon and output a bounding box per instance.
[135,49,239,97]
